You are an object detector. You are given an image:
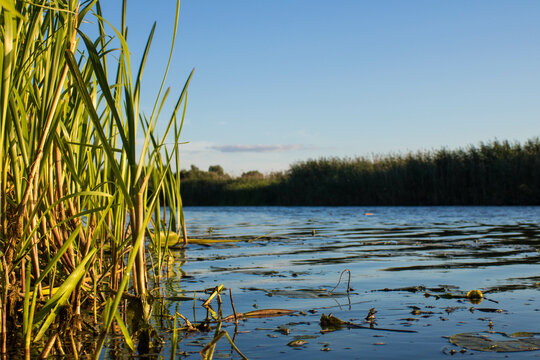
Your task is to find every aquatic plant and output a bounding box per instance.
[0,0,191,357]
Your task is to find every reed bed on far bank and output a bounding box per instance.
[0,0,190,358]
[180,139,540,206]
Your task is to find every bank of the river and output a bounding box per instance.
[179,138,540,206]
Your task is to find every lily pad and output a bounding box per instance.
[450,331,540,352]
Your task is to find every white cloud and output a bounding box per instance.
[211,144,305,153]
[176,142,318,174]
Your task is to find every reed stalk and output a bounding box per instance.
[0,0,192,356]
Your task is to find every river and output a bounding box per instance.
[105,206,540,359]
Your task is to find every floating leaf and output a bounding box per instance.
[223,309,296,322]
[149,231,241,247]
[243,309,296,318]
[450,331,540,352]
[288,339,307,347]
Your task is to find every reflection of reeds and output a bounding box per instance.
[1,1,191,357]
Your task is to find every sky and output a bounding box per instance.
[93,1,540,175]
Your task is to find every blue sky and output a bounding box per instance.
[95,1,540,175]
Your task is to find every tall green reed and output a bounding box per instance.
[0,0,192,357]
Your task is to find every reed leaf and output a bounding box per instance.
[114,310,135,352]
[0,0,23,19]
[1,0,193,355]
[33,223,82,285]
[64,48,133,207]
[33,247,97,341]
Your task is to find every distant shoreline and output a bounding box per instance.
[176,138,540,206]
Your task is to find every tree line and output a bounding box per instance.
[179,138,540,206]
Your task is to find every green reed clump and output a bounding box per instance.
[0,0,191,358]
[180,138,540,206]
[285,138,540,205]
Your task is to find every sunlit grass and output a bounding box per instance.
[0,0,192,357]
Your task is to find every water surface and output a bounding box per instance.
[112,206,540,359]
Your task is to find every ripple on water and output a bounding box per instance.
[125,206,540,359]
